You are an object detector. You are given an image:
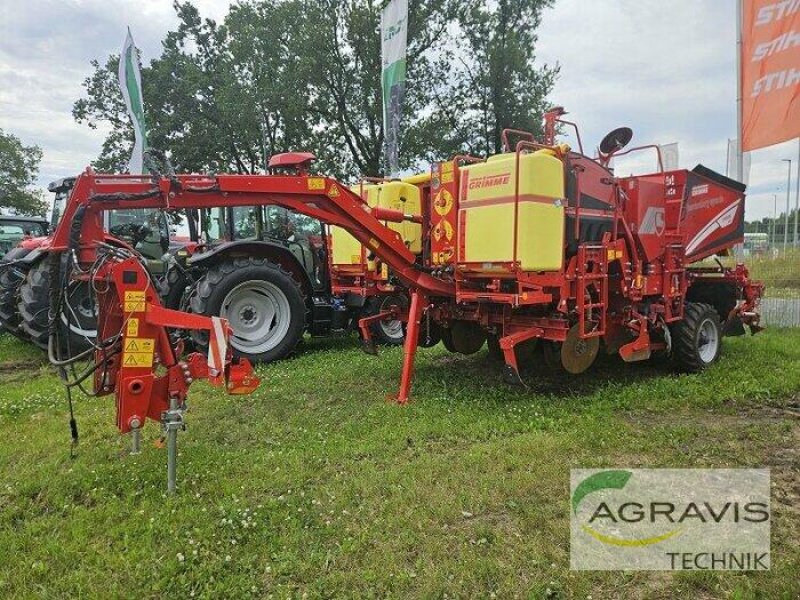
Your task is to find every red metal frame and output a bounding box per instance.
[50,109,763,407]
[78,253,259,434]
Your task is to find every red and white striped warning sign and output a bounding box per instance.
[207,316,228,375]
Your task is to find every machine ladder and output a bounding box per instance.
[576,244,608,337]
[662,241,686,321]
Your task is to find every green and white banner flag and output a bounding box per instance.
[381,0,408,177]
[118,28,148,175]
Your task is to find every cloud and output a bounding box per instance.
[0,0,231,187]
[0,0,795,221]
[535,0,798,220]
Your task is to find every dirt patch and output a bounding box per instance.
[626,401,800,526]
[0,360,44,373]
[0,360,47,382]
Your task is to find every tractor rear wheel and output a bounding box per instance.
[17,259,97,352]
[159,264,191,311]
[190,258,306,363]
[671,302,721,373]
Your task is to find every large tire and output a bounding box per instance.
[189,257,306,363]
[158,264,191,311]
[17,259,97,352]
[365,294,406,346]
[0,262,29,339]
[670,302,722,373]
[686,282,736,324]
[448,321,486,355]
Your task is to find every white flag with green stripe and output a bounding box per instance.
[118,28,148,175]
[381,0,408,177]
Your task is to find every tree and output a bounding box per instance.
[415,0,559,158]
[299,0,460,175]
[74,0,558,179]
[0,129,47,216]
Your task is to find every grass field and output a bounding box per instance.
[723,250,800,298]
[0,329,798,599]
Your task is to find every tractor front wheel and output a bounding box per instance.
[671,302,722,373]
[0,262,29,339]
[190,258,306,364]
[17,259,97,352]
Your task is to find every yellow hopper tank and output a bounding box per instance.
[458,150,565,273]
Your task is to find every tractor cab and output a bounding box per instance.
[198,204,328,292]
[0,215,49,254]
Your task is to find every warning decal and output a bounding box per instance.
[307,178,326,190]
[123,352,153,368]
[124,337,154,352]
[122,337,155,368]
[126,318,139,337]
[124,291,146,313]
[328,184,340,197]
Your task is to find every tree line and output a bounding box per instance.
[73,0,558,180]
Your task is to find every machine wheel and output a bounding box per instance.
[0,263,29,339]
[417,315,441,348]
[17,259,97,352]
[671,302,721,373]
[542,324,600,375]
[441,327,457,352]
[449,321,486,355]
[366,294,407,346]
[190,257,306,363]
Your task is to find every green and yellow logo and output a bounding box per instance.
[572,470,682,547]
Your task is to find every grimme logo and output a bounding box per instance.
[468,173,511,189]
[570,469,771,571]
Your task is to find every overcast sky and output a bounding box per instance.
[0,0,797,220]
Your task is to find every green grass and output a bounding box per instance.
[707,250,800,297]
[0,330,799,599]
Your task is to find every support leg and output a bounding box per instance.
[395,290,425,404]
[130,419,141,455]
[162,396,185,494]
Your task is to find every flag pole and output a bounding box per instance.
[794,137,800,247]
[726,138,731,176]
[736,0,744,183]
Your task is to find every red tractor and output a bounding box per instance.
[152,152,427,365]
[0,177,178,350]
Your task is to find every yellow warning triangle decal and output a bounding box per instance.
[329,184,340,197]
[124,355,138,366]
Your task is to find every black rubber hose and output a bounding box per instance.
[47,251,63,340]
